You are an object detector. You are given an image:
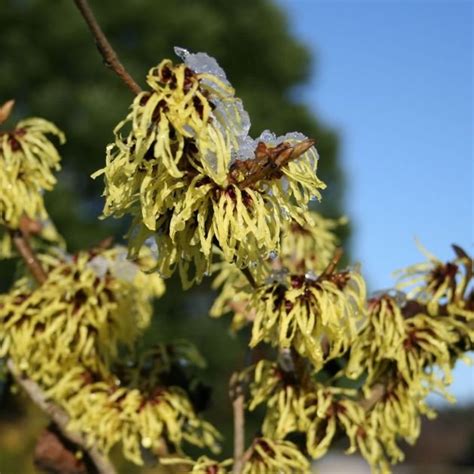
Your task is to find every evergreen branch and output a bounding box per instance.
[72,0,142,95]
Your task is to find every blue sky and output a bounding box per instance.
[277,0,473,403]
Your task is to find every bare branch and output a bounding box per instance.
[72,0,142,95]
[7,359,117,474]
[230,374,245,474]
[10,229,47,284]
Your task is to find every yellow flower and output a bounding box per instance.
[161,455,232,473]
[210,211,345,332]
[396,312,459,389]
[94,54,245,223]
[250,268,366,369]
[0,116,64,227]
[94,53,326,286]
[346,292,406,381]
[59,379,219,465]
[397,244,473,317]
[280,211,345,274]
[2,260,219,468]
[242,437,310,474]
[0,246,165,380]
[367,380,428,462]
[209,260,255,332]
[126,178,285,287]
[245,360,391,472]
[246,360,309,440]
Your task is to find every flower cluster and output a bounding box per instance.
[2,49,473,474]
[343,246,473,469]
[280,211,346,274]
[241,437,310,474]
[94,50,325,286]
[162,437,309,474]
[1,245,220,463]
[0,112,64,228]
[49,351,220,465]
[246,360,389,471]
[210,211,345,332]
[249,267,365,368]
[234,246,473,473]
[162,455,233,473]
[0,246,164,375]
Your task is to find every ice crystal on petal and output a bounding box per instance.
[280,177,289,192]
[265,268,288,285]
[204,151,218,172]
[109,249,139,282]
[173,46,189,61]
[213,99,250,139]
[183,124,196,137]
[257,129,278,146]
[144,237,158,258]
[88,255,109,278]
[268,249,279,260]
[280,131,308,143]
[256,130,319,168]
[278,348,295,372]
[280,206,291,220]
[174,46,228,82]
[54,248,73,264]
[110,260,138,283]
[305,270,318,281]
[371,288,407,307]
[233,135,257,162]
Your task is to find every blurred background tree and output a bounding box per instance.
[0,0,344,471]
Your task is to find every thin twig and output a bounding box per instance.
[72,0,142,95]
[10,229,47,284]
[319,247,343,278]
[7,359,117,474]
[230,374,245,474]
